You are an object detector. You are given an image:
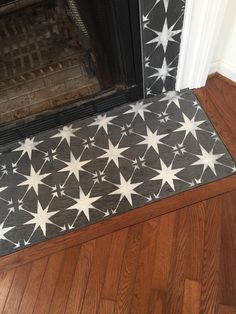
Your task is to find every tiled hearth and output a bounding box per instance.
[0,90,235,256]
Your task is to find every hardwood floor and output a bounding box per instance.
[0,75,236,313]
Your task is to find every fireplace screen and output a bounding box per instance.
[0,0,142,144]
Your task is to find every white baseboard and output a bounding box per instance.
[210,61,236,82]
[209,61,221,75]
[218,61,236,82]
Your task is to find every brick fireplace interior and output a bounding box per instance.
[1,0,140,126]
[0,0,142,144]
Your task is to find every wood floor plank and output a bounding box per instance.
[131,219,159,313]
[65,240,95,314]
[200,195,222,314]
[186,202,205,281]
[80,234,112,314]
[166,206,189,314]
[182,279,201,314]
[0,269,15,313]
[98,299,116,314]
[148,290,165,314]
[219,190,236,307]
[115,224,144,314]
[101,228,128,301]
[49,246,80,314]
[3,263,32,314]
[18,257,48,314]
[219,304,236,314]
[151,212,176,291]
[33,250,65,314]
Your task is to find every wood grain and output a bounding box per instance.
[33,251,65,314]
[3,263,31,314]
[182,279,201,314]
[65,240,95,314]
[18,258,48,314]
[0,269,15,313]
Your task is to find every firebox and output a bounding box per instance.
[0,0,143,145]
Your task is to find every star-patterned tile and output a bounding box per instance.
[140,0,186,96]
[0,89,235,256]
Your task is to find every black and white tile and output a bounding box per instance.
[0,90,235,256]
[140,0,186,96]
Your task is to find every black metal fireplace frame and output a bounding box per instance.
[0,0,143,147]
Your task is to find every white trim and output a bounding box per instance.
[175,0,193,91]
[209,61,221,75]
[176,0,229,91]
[218,61,236,82]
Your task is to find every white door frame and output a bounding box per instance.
[176,0,229,91]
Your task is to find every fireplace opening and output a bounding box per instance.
[0,0,143,138]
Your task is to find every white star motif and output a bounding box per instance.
[175,113,206,140]
[0,186,7,194]
[125,100,152,120]
[0,222,14,241]
[110,174,142,205]
[148,59,175,85]
[138,127,168,154]
[51,125,79,146]
[151,159,183,191]
[18,166,50,195]
[192,146,224,176]
[99,140,129,167]
[59,152,90,182]
[25,202,59,236]
[67,188,101,221]
[89,114,116,134]
[159,91,184,109]
[163,0,169,11]
[146,18,181,52]
[14,137,42,159]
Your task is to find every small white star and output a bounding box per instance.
[192,146,224,176]
[59,152,90,182]
[151,159,183,191]
[148,59,175,85]
[138,127,168,154]
[99,140,128,167]
[14,137,42,159]
[67,187,101,221]
[110,174,142,205]
[159,91,184,109]
[89,114,116,134]
[51,125,79,146]
[18,166,50,195]
[24,202,59,236]
[146,18,181,52]
[125,101,152,120]
[175,113,206,140]
[0,222,14,241]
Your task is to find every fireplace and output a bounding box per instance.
[0,0,143,144]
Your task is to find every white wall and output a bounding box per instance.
[210,0,236,82]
